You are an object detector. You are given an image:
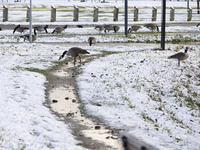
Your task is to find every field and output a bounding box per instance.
[0,0,200,150]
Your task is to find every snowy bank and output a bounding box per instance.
[77,45,200,150]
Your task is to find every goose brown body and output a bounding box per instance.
[13,25,29,34]
[88,37,96,46]
[168,47,189,66]
[52,25,67,34]
[59,47,90,64]
[113,25,120,33]
[144,24,159,32]
[104,25,113,33]
[20,28,37,42]
[34,25,48,33]
[95,25,104,32]
[128,25,141,33]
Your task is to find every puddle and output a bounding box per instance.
[47,60,123,150]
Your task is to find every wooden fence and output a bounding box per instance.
[1,5,197,22]
[1,0,199,2]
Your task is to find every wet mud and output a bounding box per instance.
[45,55,123,150]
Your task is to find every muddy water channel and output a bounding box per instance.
[45,57,122,150]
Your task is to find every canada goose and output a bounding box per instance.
[20,28,37,42]
[0,27,2,31]
[104,25,113,33]
[59,47,90,64]
[52,25,67,34]
[88,37,96,46]
[13,25,29,34]
[113,25,120,33]
[94,25,104,32]
[144,24,159,32]
[196,23,200,27]
[168,47,189,66]
[34,25,48,33]
[128,25,141,33]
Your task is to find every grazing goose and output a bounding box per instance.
[59,47,90,64]
[88,37,96,46]
[113,25,120,33]
[168,47,189,66]
[52,25,67,34]
[13,25,29,34]
[20,28,37,42]
[128,25,141,33]
[144,24,159,32]
[94,25,104,32]
[104,25,114,33]
[34,25,48,33]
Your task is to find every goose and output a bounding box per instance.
[0,27,2,31]
[34,25,48,33]
[94,25,104,32]
[59,47,90,64]
[88,37,96,46]
[128,25,141,33]
[20,28,37,42]
[13,25,29,34]
[144,24,159,32]
[196,23,200,27]
[52,25,67,34]
[168,47,189,66]
[104,25,114,33]
[113,25,120,33]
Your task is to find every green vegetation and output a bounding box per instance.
[170,34,196,44]
[72,99,77,103]
[141,112,155,123]
[184,96,195,109]
[25,68,47,75]
[25,61,63,75]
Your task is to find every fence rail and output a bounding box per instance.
[0,5,199,23]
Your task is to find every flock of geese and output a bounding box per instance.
[12,24,69,42]
[9,23,160,43]
[0,23,189,65]
[58,23,161,65]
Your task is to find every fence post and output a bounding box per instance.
[73,6,79,21]
[113,6,119,21]
[170,7,175,21]
[51,5,56,22]
[133,6,139,21]
[93,6,98,22]
[26,6,30,22]
[3,5,8,22]
[187,7,192,21]
[152,6,157,21]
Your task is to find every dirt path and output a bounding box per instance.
[45,55,123,150]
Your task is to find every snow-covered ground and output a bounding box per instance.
[77,45,200,150]
[0,0,200,150]
[0,43,89,149]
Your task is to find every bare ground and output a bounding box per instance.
[44,54,123,150]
